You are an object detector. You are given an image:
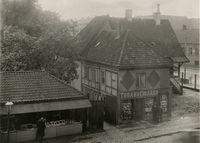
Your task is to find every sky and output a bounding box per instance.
[38,0,199,20]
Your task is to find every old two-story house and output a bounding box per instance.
[77,9,188,124]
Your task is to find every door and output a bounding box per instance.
[134,99,144,120]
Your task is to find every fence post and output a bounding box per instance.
[181,72,184,94]
[194,74,197,89]
[184,66,186,80]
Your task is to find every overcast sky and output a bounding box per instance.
[38,0,199,20]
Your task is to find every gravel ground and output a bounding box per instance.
[172,89,200,117]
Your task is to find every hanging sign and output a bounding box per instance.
[120,89,158,99]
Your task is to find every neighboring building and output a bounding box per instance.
[174,28,199,88]
[77,8,188,124]
[174,28,199,66]
[0,71,91,143]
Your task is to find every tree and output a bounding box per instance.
[1,0,79,83]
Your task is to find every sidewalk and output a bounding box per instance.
[24,114,200,143]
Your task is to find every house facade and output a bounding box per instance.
[81,60,172,124]
[77,6,188,124]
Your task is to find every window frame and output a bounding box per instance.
[136,73,146,89]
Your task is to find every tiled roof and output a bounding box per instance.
[78,16,189,64]
[174,29,199,44]
[81,30,172,68]
[0,71,85,104]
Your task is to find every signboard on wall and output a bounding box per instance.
[120,89,158,99]
[160,94,168,112]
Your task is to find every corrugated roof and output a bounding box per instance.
[0,71,85,104]
[78,16,188,65]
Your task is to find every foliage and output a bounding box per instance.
[1,0,79,83]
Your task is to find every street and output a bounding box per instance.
[25,89,200,143]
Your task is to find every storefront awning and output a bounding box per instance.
[0,99,91,115]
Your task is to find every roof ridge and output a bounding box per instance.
[117,30,129,66]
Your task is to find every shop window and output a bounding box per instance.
[136,73,146,88]
[144,98,154,120]
[121,100,133,120]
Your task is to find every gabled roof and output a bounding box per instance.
[81,30,172,68]
[78,16,188,66]
[0,71,86,104]
[174,29,199,44]
[77,16,188,65]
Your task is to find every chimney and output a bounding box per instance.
[125,9,132,22]
[153,4,161,26]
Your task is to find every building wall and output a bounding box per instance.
[118,68,171,122]
[81,61,119,124]
[182,43,199,66]
[81,61,172,124]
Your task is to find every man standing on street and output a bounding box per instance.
[36,117,46,143]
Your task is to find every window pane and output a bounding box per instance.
[84,66,89,80]
[106,71,111,86]
[140,73,146,88]
[136,74,140,88]
[91,68,96,81]
[136,73,146,88]
[101,71,105,84]
[88,68,91,81]
[111,73,117,89]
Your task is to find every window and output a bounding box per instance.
[195,61,199,65]
[189,48,193,55]
[106,71,111,86]
[101,71,105,84]
[84,66,89,80]
[91,68,96,81]
[195,48,199,56]
[111,73,117,89]
[136,73,146,88]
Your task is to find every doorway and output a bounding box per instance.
[134,99,144,120]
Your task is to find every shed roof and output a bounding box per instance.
[0,71,86,104]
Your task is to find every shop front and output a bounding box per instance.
[120,88,171,122]
[0,71,92,143]
[0,99,91,143]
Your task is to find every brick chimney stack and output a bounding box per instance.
[125,9,132,22]
[153,4,161,26]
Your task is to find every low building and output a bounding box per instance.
[175,28,199,66]
[174,28,199,88]
[0,71,91,143]
[77,9,188,124]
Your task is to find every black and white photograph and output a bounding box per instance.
[0,0,199,143]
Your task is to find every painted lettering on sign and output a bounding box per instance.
[120,90,158,99]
